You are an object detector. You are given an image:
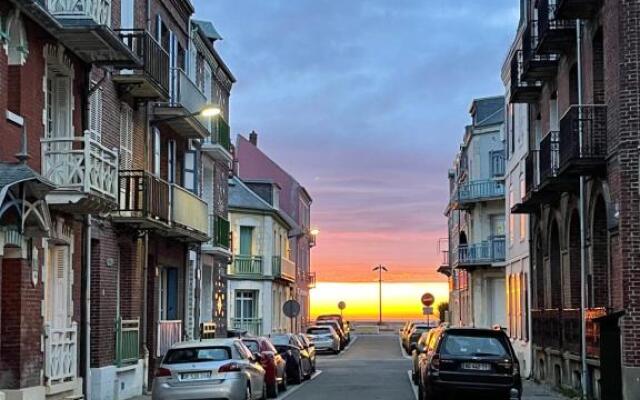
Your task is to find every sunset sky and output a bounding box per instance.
[193,1,518,313]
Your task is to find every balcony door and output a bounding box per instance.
[160,267,179,321]
[46,246,71,329]
[239,226,254,256]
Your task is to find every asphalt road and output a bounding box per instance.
[283,334,415,400]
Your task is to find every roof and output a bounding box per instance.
[228,177,293,229]
[170,338,240,349]
[191,20,236,83]
[0,162,55,205]
[470,96,505,128]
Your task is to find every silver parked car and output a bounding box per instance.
[306,325,341,354]
[152,339,267,400]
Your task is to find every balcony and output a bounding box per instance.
[558,105,607,176]
[41,135,118,213]
[532,308,606,358]
[115,318,140,367]
[157,320,182,357]
[437,250,451,277]
[556,0,603,19]
[17,0,138,65]
[272,256,296,282]
[454,179,505,209]
[512,150,543,213]
[113,30,170,100]
[170,184,209,242]
[229,255,263,278]
[153,68,209,139]
[230,318,262,336]
[202,117,233,163]
[536,0,576,54]
[510,50,543,103]
[521,23,560,82]
[453,236,506,269]
[113,170,170,230]
[202,215,231,257]
[44,322,77,387]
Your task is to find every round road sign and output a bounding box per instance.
[421,293,435,307]
[338,301,346,310]
[283,299,301,318]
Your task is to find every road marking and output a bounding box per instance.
[407,370,419,400]
[277,370,323,400]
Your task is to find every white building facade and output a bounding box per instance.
[227,178,297,336]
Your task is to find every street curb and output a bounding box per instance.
[277,370,323,400]
[407,370,419,400]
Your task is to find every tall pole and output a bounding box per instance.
[576,18,588,400]
[372,265,388,325]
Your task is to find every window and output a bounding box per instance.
[88,87,102,142]
[167,140,176,183]
[153,127,161,175]
[45,75,72,138]
[183,150,197,193]
[160,267,179,320]
[234,290,257,320]
[164,347,231,364]
[119,103,133,169]
[523,272,529,341]
[520,215,527,242]
[239,226,254,256]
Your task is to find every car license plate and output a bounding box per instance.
[181,371,211,380]
[461,362,491,371]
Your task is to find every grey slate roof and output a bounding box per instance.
[0,162,55,205]
[228,177,293,229]
[472,96,505,127]
[192,20,223,41]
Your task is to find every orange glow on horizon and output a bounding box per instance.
[310,281,449,321]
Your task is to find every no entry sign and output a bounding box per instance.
[421,293,435,307]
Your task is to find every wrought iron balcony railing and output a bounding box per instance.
[556,0,603,20]
[558,105,607,174]
[230,255,263,276]
[454,236,506,267]
[510,50,544,103]
[116,170,170,224]
[537,0,576,54]
[457,179,505,204]
[41,135,118,203]
[539,131,560,183]
[230,318,262,336]
[115,30,170,99]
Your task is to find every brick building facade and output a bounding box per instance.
[506,0,640,399]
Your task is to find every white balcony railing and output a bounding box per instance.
[157,320,182,357]
[47,0,112,26]
[171,184,208,235]
[44,322,78,386]
[41,135,118,202]
[272,256,296,280]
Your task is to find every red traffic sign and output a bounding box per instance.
[421,293,435,307]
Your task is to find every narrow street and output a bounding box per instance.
[283,333,566,400]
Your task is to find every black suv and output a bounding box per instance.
[417,327,521,400]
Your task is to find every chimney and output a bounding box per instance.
[249,130,258,146]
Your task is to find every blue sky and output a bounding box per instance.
[192,0,519,281]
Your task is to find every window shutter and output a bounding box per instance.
[88,88,103,142]
[119,103,133,169]
[153,127,161,175]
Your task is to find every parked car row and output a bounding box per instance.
[306,314,352,353]
[400,319,439,354]
[402,323,522,400]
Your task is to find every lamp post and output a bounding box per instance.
[150,104,221,125]
[372,265,388,326]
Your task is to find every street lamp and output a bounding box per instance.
[151,104,221,124]
[372,265,388,326]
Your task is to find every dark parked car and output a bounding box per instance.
[295,334,316,372]
[270,334,313,384]
[317,314,351,342]
[242,337,287,398]
[418,327,522,400]
[412,330,434,384]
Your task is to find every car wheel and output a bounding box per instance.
[278,372,287,392]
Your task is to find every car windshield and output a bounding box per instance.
[440,334,509,358]
[242,340,260,353]
[270,335,292,346]
[308,328,331,335]
[164,347,231,364]
[413,326,431,332]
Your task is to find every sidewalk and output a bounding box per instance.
[523,380,572,399]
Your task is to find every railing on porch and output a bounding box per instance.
[115,318,140,367]
[41,135,119,201]
[230,255,263,276]
[457,179,505,203]
[231,318,262,336]
[559,105,608,168]
[44,322,78,386]
[47,0,112,26]
[539,131,560,182]
[456,236,506,265]
[157,320,182,357]
[117,170,170,222]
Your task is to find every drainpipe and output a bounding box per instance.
[83,215,92,400]
[142,233,149,391]
[576,19,589,400]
